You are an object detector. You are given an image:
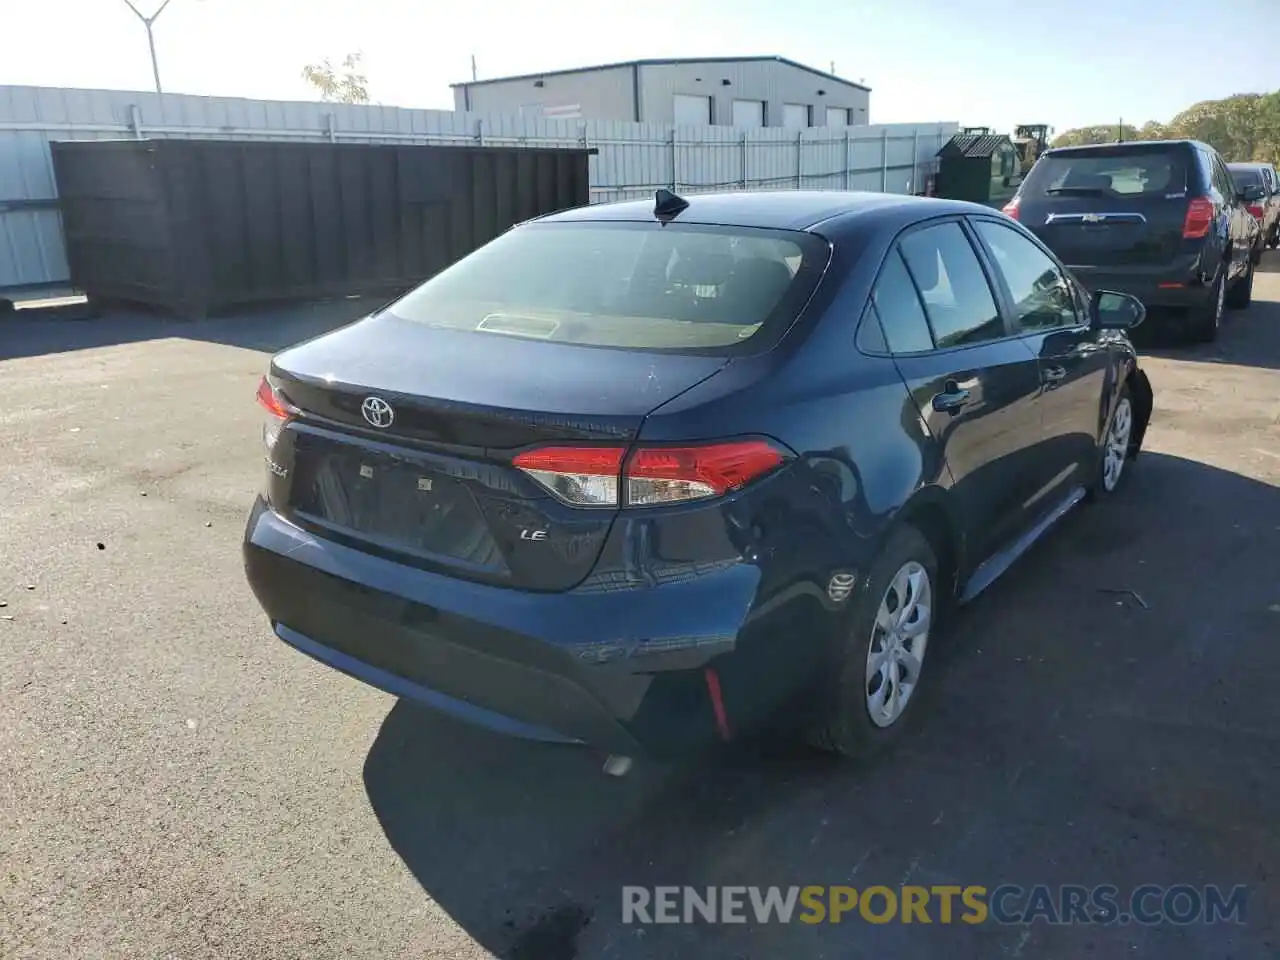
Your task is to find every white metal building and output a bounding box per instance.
[2,85,957,292]
[452,57,871,128]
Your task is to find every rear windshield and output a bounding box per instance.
[1229,166,1264,189]
[380,221,829,354]
[1024,149,1189,199]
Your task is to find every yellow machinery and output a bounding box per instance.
[1013,124,1051,171]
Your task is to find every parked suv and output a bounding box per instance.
[1004,140,1259,342]
[1229,161,1280,250]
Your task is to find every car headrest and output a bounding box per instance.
[667,251,735,286]
[720,258,793,312]
[1063,171,1112,190]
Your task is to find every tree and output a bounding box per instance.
[1167,95,1261,161]
[1044,90,1280,164]
[1050,124,1141,148]
[301,52,370,104]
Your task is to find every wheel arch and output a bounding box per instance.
[1126,365,1153,456]
[891,487,966,604]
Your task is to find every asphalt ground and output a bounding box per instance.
[3,265,1279,959]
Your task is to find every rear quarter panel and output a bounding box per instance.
[629,220,956,731]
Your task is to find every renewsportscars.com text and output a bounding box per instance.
[621,884,1248,926]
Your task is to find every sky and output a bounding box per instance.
[3,0,1279,134]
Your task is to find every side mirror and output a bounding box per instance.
[1239,184,1265,202]
[1091,290,1145,331]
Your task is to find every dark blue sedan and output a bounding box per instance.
[243,189,1154,761]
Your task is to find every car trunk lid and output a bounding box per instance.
[269,315,728,591]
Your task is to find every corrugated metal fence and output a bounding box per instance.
[0,84,958,291]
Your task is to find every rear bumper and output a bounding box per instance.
[242,499,789,757]
[1068,253,1214,312]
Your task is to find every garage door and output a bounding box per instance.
[782,103,810,129]
[673,94,712,126]
[732,99,765,129]
[825,107,849,128]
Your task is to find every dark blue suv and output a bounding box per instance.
[243,190,1153,761]
[1005,140,1259,343]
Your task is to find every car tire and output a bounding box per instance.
[1188,270,1224,343]
[1226,257,1254,310]
[1089,383,1135,499]
[807,524,939,759]
[1269,226,1279,249]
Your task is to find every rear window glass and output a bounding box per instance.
[1229,167,1264,189]
[1025,150,1188,198]
[898,223,1004,349]
[380,221,828,354]
[870,250,934,354]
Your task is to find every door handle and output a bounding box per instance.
[932,382,971,413]
[1042,365,1067,385]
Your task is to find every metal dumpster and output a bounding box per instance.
[934,131,1021,208]
[50,138,594,318]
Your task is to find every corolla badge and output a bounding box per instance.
[361,396,395,429]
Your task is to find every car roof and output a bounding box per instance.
[1227,161,1271,170]
[1044,139,1205,157]
[535,190,992,232]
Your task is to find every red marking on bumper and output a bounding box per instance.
[704,667,732,741]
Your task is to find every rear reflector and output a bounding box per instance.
[1183,197,1214,238]
[513,440,788,507]
[1001,196,1021,220]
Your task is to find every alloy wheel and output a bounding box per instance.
[1102,397,1133,492]
[866,561,932,728]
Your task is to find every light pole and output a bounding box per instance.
[121,0,174,94]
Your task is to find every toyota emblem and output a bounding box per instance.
[361,396,395,429]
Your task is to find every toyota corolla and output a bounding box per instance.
[243,190,1153,761]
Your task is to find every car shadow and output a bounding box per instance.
[1,295,387,361]
[1132,291,1280,372]
[363,452,1280,960]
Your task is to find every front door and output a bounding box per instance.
[970,216,1109,512]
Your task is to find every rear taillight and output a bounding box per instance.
[1247,203,1264,221]
[1183,197,1215,238]
[1001,196,1021,220]
[513,440,788,507]
[256,377,290,419]
[512,446,624,507]
[626,442,787,505]
[256,376,295,451]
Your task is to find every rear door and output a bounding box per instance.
[1016,143,1195,271]
[874,219,1046,561]
[970,216,1108,509]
